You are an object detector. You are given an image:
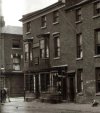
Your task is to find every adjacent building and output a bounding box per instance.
[20,0,100,103]
[0,26,24,97]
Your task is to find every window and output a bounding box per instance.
[95,29,100,55]
[96,68,100,92]
[26,22,31,33]
[13,54,20,71]
[76,8,82,21]
[76,33,83,58]
[24,43,29,61]
[41,15,46,27]
[94,2,100,15]
[40,38,49,58]
[53,10,59,23]
[54,35,60,58]
[77,69,83,93]
[12,39,20,48]
[34,57,39,65]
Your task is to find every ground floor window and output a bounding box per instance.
[96,68,100,92]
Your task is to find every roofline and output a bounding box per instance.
[65,0,98,11]
[20,1,65,22]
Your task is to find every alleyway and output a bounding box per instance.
[1,97,100,113]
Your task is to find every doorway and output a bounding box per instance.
[68,73,75,102]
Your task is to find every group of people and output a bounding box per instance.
[0,88,10,103]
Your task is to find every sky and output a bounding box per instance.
[2,0,58,26]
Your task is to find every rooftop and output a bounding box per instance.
[2,26,22,35]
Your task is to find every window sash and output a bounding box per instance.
[26,22,31,32]
[77,34,83,58]
[53,11,59,23]
[41,16,46,27]
[40,39,49,58]
[76,9,81,21]
[54,36,60,57]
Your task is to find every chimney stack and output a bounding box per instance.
[58,0,66,3]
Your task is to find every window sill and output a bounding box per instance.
[53,22,59,25]
[53,57,60,60]
[95,92,100,96]
[77,92,83,96]
[12,48,22,50]
[26,32,31,35]
[41,26,47,29]
[12,70,22,72]
[41,58,49,60]
[75,20,82,24]
[92,14,100,19]
[76,57,83,61]
[94,55,100,58]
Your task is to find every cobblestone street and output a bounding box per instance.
[1,97,100,113]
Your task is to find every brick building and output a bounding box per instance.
[20,0,100,103]
[0,26,24,97]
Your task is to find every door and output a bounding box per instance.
[68,74,75,102]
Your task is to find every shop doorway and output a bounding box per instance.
[68,73,75,102]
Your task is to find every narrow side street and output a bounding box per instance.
[1,97,100,113]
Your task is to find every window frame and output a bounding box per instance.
[41,15,47,28]
[76,33,83,58]
[53,34,60,58]
[12,54,21,71]
[40,38,49,59]
[12,39,20,49]
[76,8,82,22]
[95,29,100,55]
[26,22,31,33]
[53,10,59,24]
[94,1,100,15]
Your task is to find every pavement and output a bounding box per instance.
[1,97,100,113]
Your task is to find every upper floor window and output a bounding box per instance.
[53,10,59,23]
[95,29,100,55]
[13,54,21,71]
[24,43,29,62]
[40,38,49,58]
[76,8,82,22]
[76,33,83,58]
[54,34,60,58]
[94,2,100,15]
[26,22,31,33]
[77,69,83,93]
[12,39,20,48]
[41,15,47,28]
